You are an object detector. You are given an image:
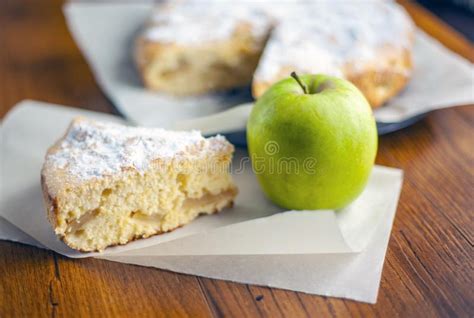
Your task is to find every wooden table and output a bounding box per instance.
[1,1,473,317]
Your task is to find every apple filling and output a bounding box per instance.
[63,187,236,251]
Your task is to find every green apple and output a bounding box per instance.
[247,73,377,210]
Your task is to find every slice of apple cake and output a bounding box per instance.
[41,118,237,252]
[134,1,273,95]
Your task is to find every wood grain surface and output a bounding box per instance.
[1,1,473,317]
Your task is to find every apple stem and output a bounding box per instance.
[291,71,308,94]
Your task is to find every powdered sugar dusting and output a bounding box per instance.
[46,118,229,180]
[144,1,273,44]
[254,1,414,81]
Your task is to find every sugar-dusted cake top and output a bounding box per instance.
[143,0,273,44]
[253,1,414,81]
[43,118,231,182]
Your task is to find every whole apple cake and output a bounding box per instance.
[41,118,237,252]
[135,0,414,108]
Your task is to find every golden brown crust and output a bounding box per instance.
[41,173,58,230]
[346,49,412,109]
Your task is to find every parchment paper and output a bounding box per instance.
[1,100,403,303]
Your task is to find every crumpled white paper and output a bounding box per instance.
[1,100,403,303]
[63,2,473,127]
